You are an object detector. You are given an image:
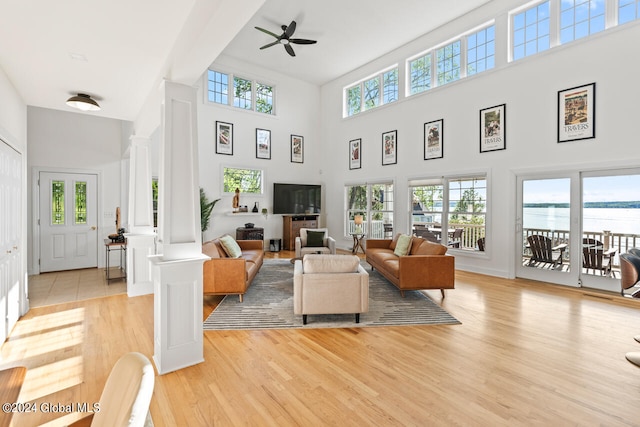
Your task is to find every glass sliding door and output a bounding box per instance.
[517,175,579,286]
[580,170,640,292]
[517,168,640,289]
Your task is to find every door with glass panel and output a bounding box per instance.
[39,172,98,272]
[516,175,579,286]
[580,170,640,292]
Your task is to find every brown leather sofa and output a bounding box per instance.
[365,235,455,297]
[202,238,264,302]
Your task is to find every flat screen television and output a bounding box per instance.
[273,183,321,214]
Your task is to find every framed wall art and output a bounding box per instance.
[557,82,596,143]
[424,119,443,160]
[479,104,506,153]
[256,128,271,159]
[215,121,233,155]
[349,138,361,169]
[291,134,304,163]
[381,130,397,165]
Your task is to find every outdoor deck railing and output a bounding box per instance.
[523,228,640,268]
[346,221,638,266]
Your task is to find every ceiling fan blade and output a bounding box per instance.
[255,26,280,39]
[284,43,296,57]
[289,38,317,45]
[284,20,297,38]
[260,41,280,50]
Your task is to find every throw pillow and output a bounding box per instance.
[393,234,412,257]
[306,230,326,247]
[219,235,242,258]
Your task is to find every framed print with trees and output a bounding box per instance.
[557,82,595,143]
[382,130,397,165]
[349,138,361,169]
[291,134,304,163]
[424,119,443,160]
[215,121,233,155]
[479,104,506,153]
[256,128,271,159]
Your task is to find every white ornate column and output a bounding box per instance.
[150,80,208,375]
[125,135,156,297]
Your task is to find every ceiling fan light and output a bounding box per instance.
[66,93,101,111]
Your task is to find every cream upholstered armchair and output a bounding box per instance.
[293,254,369,325]
[295,228,336,259]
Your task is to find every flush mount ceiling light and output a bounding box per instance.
[66,93,101,111]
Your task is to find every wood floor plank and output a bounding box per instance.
[2,250,640,426]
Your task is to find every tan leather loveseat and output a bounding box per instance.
[366,234,454,297]
[294,254,369,325]
[202,237,264,302]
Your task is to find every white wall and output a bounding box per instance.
[27,107,130,272]
[319,3,640,277]
[196,54,322,243]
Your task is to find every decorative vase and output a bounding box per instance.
[252,202,259,213]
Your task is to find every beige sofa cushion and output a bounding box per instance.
[302,254,360,273]
[393,234,413,256]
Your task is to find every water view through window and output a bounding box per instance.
[522,174,640,275]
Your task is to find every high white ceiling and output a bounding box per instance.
[0,0,491,122]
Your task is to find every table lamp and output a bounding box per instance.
[354,215,363,233]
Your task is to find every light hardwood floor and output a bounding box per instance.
[2,250,640,426]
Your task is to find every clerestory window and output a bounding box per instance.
[207,69,275,115]
[344,66,398,117]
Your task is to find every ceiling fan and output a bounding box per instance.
[254,20,317,57]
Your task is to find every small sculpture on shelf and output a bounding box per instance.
[232,188,240,212]
[108,207,126,242]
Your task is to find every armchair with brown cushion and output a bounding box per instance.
[295,228,336,259]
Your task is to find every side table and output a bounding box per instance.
[104,239,127,283]
[350,233,366,255]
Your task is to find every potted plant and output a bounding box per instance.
[200,188,220,238]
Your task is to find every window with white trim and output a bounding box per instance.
[344,66,398,117]
[408,53,432,95]
[207,69,274,115]
[467,25,495,75]
[207,70,229,104]
[512,1,550,61]
[345,182,394,238]
[560,0,606,44]
[223,167,264,194]
[410,175,487,251]
[256,83,274,114]
[619,0,640,24]
[436,40,462,86]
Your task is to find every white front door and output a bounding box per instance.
[39,172,98,272]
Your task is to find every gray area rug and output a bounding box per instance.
[203,259,460,330]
